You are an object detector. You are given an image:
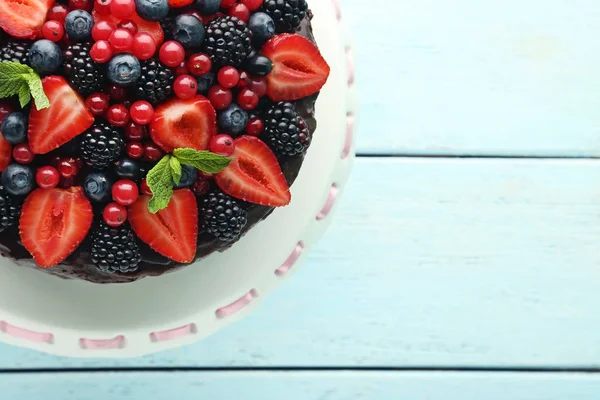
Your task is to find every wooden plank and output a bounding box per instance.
[345,0,600,156]
[2,371,600,399]
[2,157,600,368]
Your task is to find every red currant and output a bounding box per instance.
[173,74,198,100]
[237,88,259,110]
[12,144,34,164]
[118,19,138,35]
[85,92,110,116]
[159,41,185,68]
[0,103,14,121]
[128,143,145,160]
[69,0,92,10]
[58,159,79,179]
[245,117,264,136]
[108,83,127,101]
[129,101,154,125]
[92,20,116,41]
[103,202,128,227]
[237,71,251,88]
[228,3,250,22]
[209,134,235,156]
[94,0,112,15]
[192,177,210,195]
[42,21,64,42]
[112,179,139,205]
[140,178,152,195]
[36,166,60,189]
[132,33,156,60]
[110,0,136,19]
[125,121,147,141]
[217,66,240,89]
[90,40,113,63]
[143,143,164,162]
[47,4,69,22]
[175,62,189,76]
[207,85,232,110]
[109,28,134,52]
[107,104,130,127]
[241,0,263,11]
[220,0,236,7]
[248,76,267,97]
[187,53,212,76]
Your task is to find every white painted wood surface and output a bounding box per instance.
[2,158,600,369]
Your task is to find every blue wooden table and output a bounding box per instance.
[3,1,600,398]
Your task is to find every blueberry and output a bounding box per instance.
[218,104,248,135]
[195,71,215,94]
[64,10,94,41]
[115,158,141,181]
[195,0,220,14]
[175,165,196,188]
[2,164,34,196]
[242,55,272,77]
[84,171,115,202]
[28,39,63,75]
[248,12,275,46]
[172,15,205,49]
[1,112,27,145]
[107,54,141,86]
[135,0,169,22]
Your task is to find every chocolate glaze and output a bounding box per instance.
[0,17,320,284]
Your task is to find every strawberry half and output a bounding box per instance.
[150,95,216,152]
[128,189,198,263]
[93,10,165,47]
[0,0,53,39]
[28,76,95,155]
[20,187,93,268]
[215,136,291,206]
[261,34,331,102]
[0,104,14,172]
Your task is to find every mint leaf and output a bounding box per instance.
[169,156,182,185]
[146,155,175,214]
[0,62,49,110]
[25,74,49,110]
[18,84,30,108]
[173,148,232,174]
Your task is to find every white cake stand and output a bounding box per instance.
[0,0,357,357]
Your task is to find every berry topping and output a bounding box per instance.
[128,188,198,263]
[103,202,127,226]
[110,0,136,19]
[65,10,94,41]
[28,39,63,75]
[195,0,220,15]
[245,116,264,136]
[12,143,34,164]
[124,121,147,140]
[242,54,272,77]
[150,95,216,152]
[0,184,21,233]
[47,4,69,23]
[2,164,34,196]
[142,142,163,161]
[175,164,197,188]
[57,158,79,179]
[28,76,95,154]
[91,222,141,273]
[106,104,131,126]
[217,66,240,89]
[247,11,274,46]
[135,0,169,22]
[85,92,111,116]
[130,100,155,124]
[94,0,112,15]
[0,40,31,64]
[115,157,141,180]
[0,0,54,39]
[20,187,93,268]
[112,179,139,205]
[36,166,60,189]
[200,190,247,241]
[261,0,307,33]
[207,85,233,110]
[209,133,235,156]
[83,170,114,201]
[173,74,198,100]
[261,34,330,101]
[80,121,125,169]
[132,58,174,105]
[263,101,309,156]
[63,42,107,96]
[159,40,185,67]
[215,135,290,206]
[107,53,142,86]
[237,87,259,110]
[109,28,135,52]
[42,20,65,42]
[187,53,212,76]
[218,103,248,134]
[132,32,157,60]
[126,141,144,158]
[1,112,28,145]
[93,10,165,47]
[92,19,117,40]
[172,14,205,49]
[203,16,252,67]
[118,19,138,35]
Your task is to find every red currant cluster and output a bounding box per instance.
[103,179,139,227]
[89,20,157,62]
[220,0,264,23]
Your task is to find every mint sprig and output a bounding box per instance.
[146,148,232,213]
[0,62,50,110]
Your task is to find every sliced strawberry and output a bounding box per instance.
[0,104,14,172]
[128,189,198,263]
[169,0,194,8]
[261,34,331,102]
[93,10,165,47]
[28,76,95,155]
[215,136,291,207]
[20,187,93,268]
[150,95,216,152]
[0,0,53,39]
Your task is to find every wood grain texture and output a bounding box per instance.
[2,157,600,369]
[3,371,600,399]
[347,0,600,156]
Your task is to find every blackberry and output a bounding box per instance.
[202,16,253,67]
[201,191,247,241]
[0,40,31,64]
[132,59,174,105]
[263,102,310,157]
[0,185,20,233]
[80,121,125,169]
[62,42,106,97]
[261,0,308,33]
[91,223,142,274]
